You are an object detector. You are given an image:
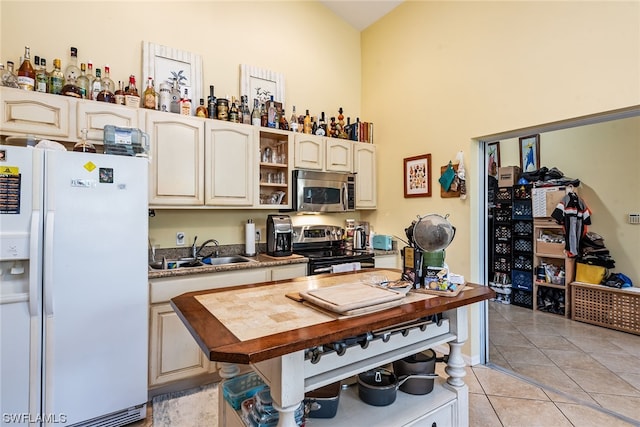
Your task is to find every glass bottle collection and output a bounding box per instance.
[3,45,369,141]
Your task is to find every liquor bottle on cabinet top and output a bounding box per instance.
[17,46,36,91]
[96,76,115,103]
[180,88,192,115]
[229,97,240,123]
[143,77,157,109]
[86,61,96,98]
[90,68,103,100]
[114,80,125,105]
[63,47,81,86]
[279,109,289,131]
[290,105,298,132]
[241,95,251,124]
[311,116,318,134]
[1,62,19,88]
[260,102,267,127]
[102,65,115,93]
[75,63,90,99]
[316,112,327,136]
[207,85,216,119]
[35,56,48,93]
[48,59,64,95]
[158,82,170,112]
[303,109,312,134]
[267,96,276,128]
[60,75,84,98]
[195,98,207,118]
[124,75,140,107]
[251,98,260,126]
[170,78,180,113]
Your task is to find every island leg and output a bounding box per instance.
[253,352,305,427]
[217,362,240,427]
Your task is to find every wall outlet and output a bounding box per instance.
[256,230,262,242]
[176,232,186,246]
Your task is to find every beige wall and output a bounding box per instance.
[361,0,640,280]
[0,1,365,247]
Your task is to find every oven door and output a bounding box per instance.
[308,256,376,275]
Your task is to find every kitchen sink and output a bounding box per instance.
[149,255,256,270]
[202,256,256,266]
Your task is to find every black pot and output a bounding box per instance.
[392,349,436,395]
[358,369,398,406]
[357,368,440,406]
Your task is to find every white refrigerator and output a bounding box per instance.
[0,145,148,426]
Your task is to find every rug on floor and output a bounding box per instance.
[152,382,218,426]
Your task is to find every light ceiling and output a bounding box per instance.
[319,0,404,31]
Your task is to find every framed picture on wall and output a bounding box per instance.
[487,142,500,178]
[404,154,432,197]
[240,65,285,106]
[519,134,540,173]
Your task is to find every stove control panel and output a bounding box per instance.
[293,225,344,243]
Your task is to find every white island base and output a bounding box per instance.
[218,307,469,427]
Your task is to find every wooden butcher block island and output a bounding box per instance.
[171,269,494,427]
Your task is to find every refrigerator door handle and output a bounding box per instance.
[29,211,41,317]
[44,211,55,317]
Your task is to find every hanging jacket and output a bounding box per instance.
[551,192,591,257]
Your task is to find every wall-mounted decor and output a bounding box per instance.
[441,163,461,198]
[404,154,432,198]
[240,65,285,106]
[519,134,540,172]
[487,142,500,178]
[142,41,203,104]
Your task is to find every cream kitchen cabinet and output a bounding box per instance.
[353,142,377,209]
[76,100,142,144]
[148,264,307,389]
[146,110,205,206]
[0,86,75,141]
[293,133,353,172]
[258,128,293,208]
[205,121,255,207]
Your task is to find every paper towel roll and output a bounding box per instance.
[245,219,256,256]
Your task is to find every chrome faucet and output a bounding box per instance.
[192,236,220,259]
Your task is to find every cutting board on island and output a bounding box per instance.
[298,282,406,314]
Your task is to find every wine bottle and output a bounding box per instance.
[114,80,126,105]
[229,97,240,123]
[242,95,251,124]
[17,46,36,91]
[316,112,327,136]
[86,61,96,99]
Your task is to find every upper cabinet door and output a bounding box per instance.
[0,87,74,140]
[76,101,140,144]
[204,121,254,206]
[354,143,377,209]
[146,111,205,206]
[326,139,353,172]
[293,134,324,170]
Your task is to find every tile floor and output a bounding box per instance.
[132,301,640,426]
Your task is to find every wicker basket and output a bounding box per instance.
[571,282,640,335]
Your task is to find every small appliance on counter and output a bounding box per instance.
[372,234,394,250]
[266,214,293,257]
[354,221,370,250]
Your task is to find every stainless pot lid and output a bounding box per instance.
[411,214,456,252]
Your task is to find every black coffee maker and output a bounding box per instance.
[266,214,293,257]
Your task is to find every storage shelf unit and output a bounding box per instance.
[532,218,575,317]
[510,184,533,309]
[488,187,513,304]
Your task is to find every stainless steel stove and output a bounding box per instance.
[293,225,375,275]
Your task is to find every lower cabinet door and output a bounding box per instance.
[149,303,215,387]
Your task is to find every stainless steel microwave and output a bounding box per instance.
[292,170,355,212]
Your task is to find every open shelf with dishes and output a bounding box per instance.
[258,129,292,207]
